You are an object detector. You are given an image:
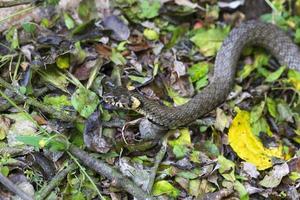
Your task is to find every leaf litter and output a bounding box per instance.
[0,0,299,199]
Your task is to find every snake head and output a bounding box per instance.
[102,87,141,110]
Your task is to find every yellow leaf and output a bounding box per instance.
[228,110,283,170]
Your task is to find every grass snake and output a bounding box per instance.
[104,20,300,128]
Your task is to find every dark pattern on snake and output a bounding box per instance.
[112,21,300,128]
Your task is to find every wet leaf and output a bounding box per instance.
[71,87,99,118]
[152,180,180,198]
[228,110,284,170]
[190,26,229,57]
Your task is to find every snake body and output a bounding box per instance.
[109,21,300,128]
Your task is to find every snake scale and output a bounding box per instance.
[104,21,300,128]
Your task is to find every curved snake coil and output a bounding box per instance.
[106,21,300,128]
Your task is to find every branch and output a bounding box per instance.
[0,172,33,200]
[35,162,78,200]
[68,145,155,200]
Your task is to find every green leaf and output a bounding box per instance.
[295,28,300,44]
[173,145,188,158]
[169,128,191,158]
[138,0,161,19]
[56,54,70,69]
[287,69,300,90]
[251,117,272,136]
[190,26,229,57]
[195,76,209,89]
[234,181,249,200]
[218,155,236,182]
[266,98,278,119]
[250,101,265,124]
[167,88,190,106]
[265,66,286,82]
[277,102,294,122]
[16,135,45,148]
[71,87,100,118]
[110,48,126,65]
[187,62,210,82]
[5,27,19,49]
[64,13,75,29]
[152,180,180,198]
[143,28,159,40]
[0,166,9,176]
[47,0,60,5]
[43,95,71,110]
[177,171,198,179]
[204,140,220,157]
[47,137,68,151]
[38,67,69,93]
[22,22,36,33]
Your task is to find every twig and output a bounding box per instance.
[68,145,155,200]
[0,77,78,122]
[147,140,167,193]
[35,162,78,200]
[0,172,33,200]
[0,0,32,8]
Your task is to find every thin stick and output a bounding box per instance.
[68,145,155,200]
[0,172,33,200]
[35,162,78,200]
